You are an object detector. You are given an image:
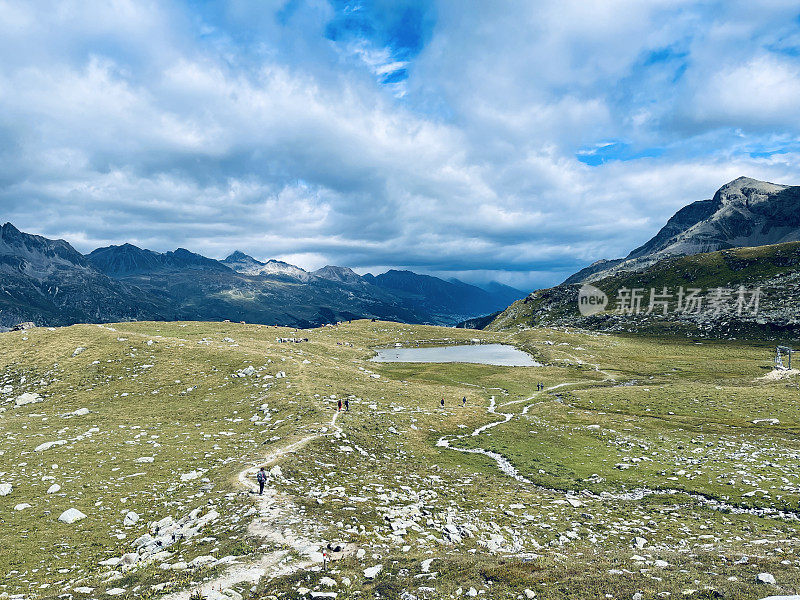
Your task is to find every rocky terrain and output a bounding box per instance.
[489,241,800,339]
[1,320,799,599]
[0,224,524,329]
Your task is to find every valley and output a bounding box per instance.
[1,320,798,600]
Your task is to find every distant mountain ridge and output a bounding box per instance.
[0,225,525,329]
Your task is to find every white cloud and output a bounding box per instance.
[1,0,800,292]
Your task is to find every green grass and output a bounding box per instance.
[1,320,800,599]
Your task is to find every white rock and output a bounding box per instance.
[99,558,121,567]
[320,577,337,587]
[14,392,42,407]
[633,536,647,549]
[189,555,217,568]
[180,470,201,482]
[47,484,61,494]
[135,456,154,463]
[123,511,140,526]
[35,440,67,452]
[356,548,366,559]
[59,508,87,524]
[756,572,777,585]
[421,558,434,572]
[72,347,86,357]
[0,483,12,496]
[467,588,478,597]
[269,465,282,478]
[363,565,382,579]
[14,503,31,511]
[106,588,126,596]
[120,553,139,566]
[74,587,95,594]
[524,590,536,599]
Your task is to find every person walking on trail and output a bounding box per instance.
[440,397,445,408]
[337,398,342,411]
[256,467,267,495]
[462,396,467,406]
[344,399,349,411]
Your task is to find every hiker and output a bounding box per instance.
[337,398,342,411]
[462,396,467,406]
[344,399,349,411]
[256,467,267,495]
[440,397,445,408]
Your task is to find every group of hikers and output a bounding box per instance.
[439,395,469,407]
[252,383,548,495]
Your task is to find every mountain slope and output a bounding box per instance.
[0,224,162,327]
[221,251,311,281]
[565,177,800,284]
[364,269,525,321]
[0,225,525,328]
[490,241,800,338]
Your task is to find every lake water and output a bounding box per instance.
[370,344,541,367]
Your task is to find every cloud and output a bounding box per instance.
[1,0,800,292]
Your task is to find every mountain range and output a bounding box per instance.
[0,224,525,329]
[488,176,800,338]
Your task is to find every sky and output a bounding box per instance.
[2,1,800,291]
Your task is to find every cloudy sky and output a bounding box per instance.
[2,0,800,290]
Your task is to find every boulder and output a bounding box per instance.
[123,511,140,526]
[363,565,382,579]
[14,392,41,407]
[0,483,12,496]
[47,484,61,494]
[59,508,87,524]
[756,573,777,585]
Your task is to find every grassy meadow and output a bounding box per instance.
[0,320,798,600]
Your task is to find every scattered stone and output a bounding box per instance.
[14,503,31,511]
[0,483,11,496]
[47,484,61,494]
[59,508,87,524]
[72,347,86,357]
[123,511,140,526]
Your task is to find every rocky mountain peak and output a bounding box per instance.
[565,176,800,285]
[313,265,363,285]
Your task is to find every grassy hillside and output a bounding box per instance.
[1,321,800,599]
[490,241,800,338]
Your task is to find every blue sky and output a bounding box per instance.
[2,0,800,290]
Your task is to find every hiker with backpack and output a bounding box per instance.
[256,467,267,495]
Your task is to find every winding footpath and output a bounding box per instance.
[164,411,341,600]
[438,378,800,523]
